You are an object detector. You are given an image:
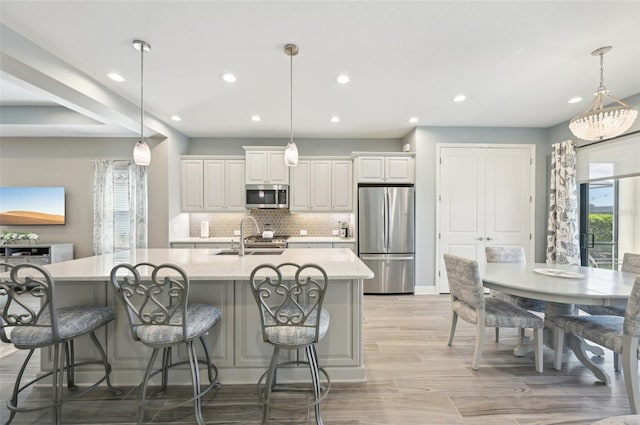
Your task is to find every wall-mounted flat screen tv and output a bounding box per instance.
[0,187,66,225]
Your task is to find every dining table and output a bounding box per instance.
[480,261,636,385]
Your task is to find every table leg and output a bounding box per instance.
[567,334,611,385]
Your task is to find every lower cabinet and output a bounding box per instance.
[0,243,73,266]
[170,242,234,249]
[234,278,361,368]
[288,241,356,253]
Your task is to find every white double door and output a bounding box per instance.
[437,145,535,293]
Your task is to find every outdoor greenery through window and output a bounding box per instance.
[582,175,640,270]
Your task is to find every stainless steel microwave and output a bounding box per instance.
[245,184,289,209]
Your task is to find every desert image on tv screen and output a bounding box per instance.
[0,187,66,225]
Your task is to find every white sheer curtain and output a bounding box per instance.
[93,160,148,255]
[546,140,581,265]
[129,164,148,249]
[93,160,114,255]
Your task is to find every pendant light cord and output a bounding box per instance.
[290,49,293,144]
[140,43,144,141]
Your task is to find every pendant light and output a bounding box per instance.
[132,39,151,166]
[284,43,299,167]
[569,46,638,142]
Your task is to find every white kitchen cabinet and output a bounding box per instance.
[170,242,234,249]
[332,242,356,253]
[290,158,352,212]
[243,147,289,185]
[287,242,333,249]
[355,154,414,183]
[181,157,245,212]
[181,159,204,211]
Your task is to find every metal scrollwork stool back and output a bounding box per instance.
[249,262,331,425]
[0,262,119,425]
[109,262,222,425]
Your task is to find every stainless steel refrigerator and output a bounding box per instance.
[358,185,415,294]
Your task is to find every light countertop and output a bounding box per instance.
[171,236,356,244]
[170,237,239,243]
[287,236,356,243]
[41,248,373,281]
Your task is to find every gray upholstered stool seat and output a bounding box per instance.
[1,263,118,425]
[136,303,222,345]
[263,306,330,346]
[11,305,115,349]
[591,415,640,424]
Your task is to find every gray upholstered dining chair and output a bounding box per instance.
[1,262,118,425]
[553,276,640,414]
[485,246,545,343]
[249,262,331,425]
[577,253,640,370]
[579,253,640,317]
[110,262,222,425]
[443,254,544,372]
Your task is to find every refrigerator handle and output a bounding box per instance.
[385,189,389,251]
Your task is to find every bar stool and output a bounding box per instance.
[0,262,118,425]
[110,262,221,425]
[249,262,331,425]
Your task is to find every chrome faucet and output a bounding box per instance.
[239,216,260,256]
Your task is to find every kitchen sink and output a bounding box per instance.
[214,249,284,256]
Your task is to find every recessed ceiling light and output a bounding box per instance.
[170,115,182,122]
[336,74,350,84]
[453,94,467,102]
[568,96,583,104]
[221,73,237,83]
[408,117,419,124]
[330,116,340,123]
[251,115,261,122]
[107,73,125,82]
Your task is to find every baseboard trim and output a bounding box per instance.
[414,286,437,295]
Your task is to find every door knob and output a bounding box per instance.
[486,237,494,241]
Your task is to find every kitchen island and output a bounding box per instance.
[38,248,373,385]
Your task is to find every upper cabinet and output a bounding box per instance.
[181,157,245,212]
[290,158,353,212]
[243,147,289,185]
[354,153,415,183]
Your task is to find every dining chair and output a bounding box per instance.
[249,262,331,425]
[484,246,545,343]
[110,262,222,425]
[1,262,119,425]
[578,253,640,370]
[553,276,640,414]
[443,254,544,372]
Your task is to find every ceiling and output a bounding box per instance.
[1,0,639,139]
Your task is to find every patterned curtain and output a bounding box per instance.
[129,163,148,249]
[546,140,580,265]
[92,160,114,255]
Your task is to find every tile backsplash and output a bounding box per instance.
[189,210,353,237]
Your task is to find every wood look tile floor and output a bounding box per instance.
[0,295,636,424]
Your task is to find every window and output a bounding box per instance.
[580,175,640,269]
[93,160,147,255]
[113,162,131,252]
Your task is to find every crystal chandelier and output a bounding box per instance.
[133,39,151,166]
[569,46,637,142]
[284,43,299,167]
